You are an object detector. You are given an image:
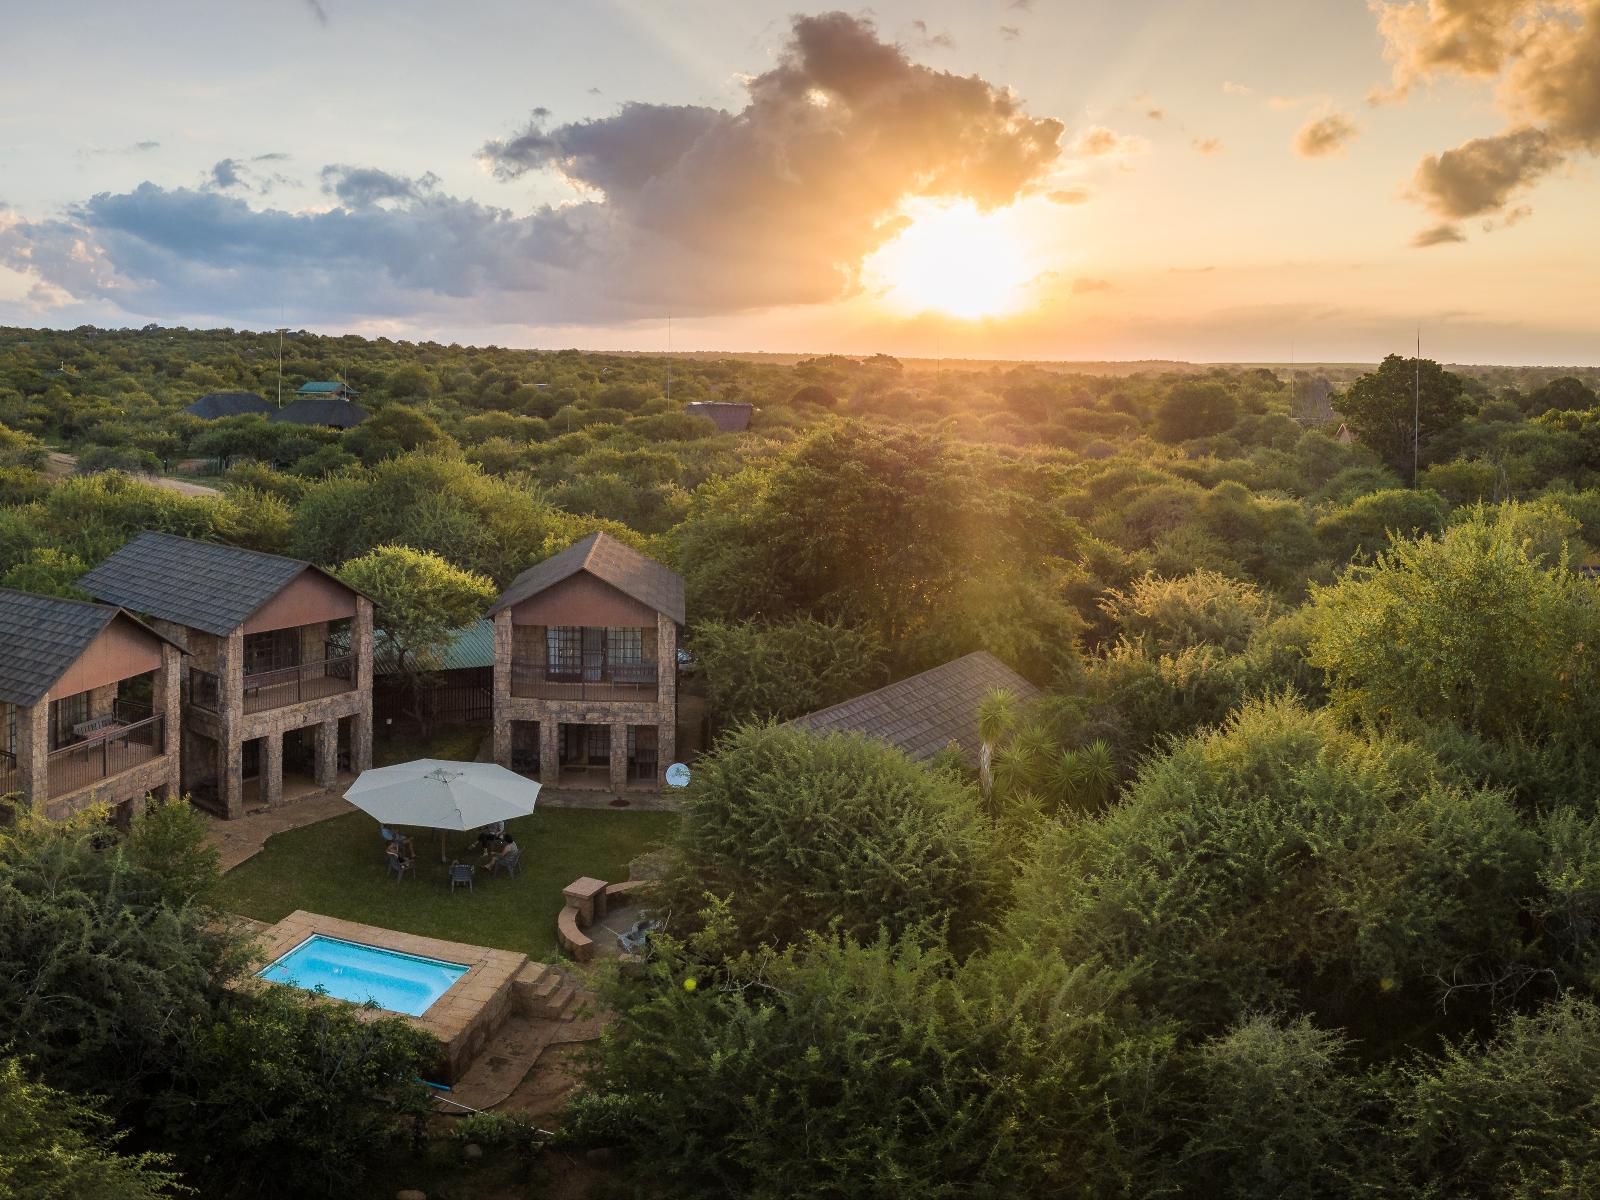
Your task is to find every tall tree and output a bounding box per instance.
[1334,354,1472,480]
[336,545,496,733]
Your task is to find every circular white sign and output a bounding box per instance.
[665,762,691,789]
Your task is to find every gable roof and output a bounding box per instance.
[270,396,368,427]
[297,380,358,396]
[785,652,1041,765]
[488,531,685,624]
[0,588,177,706]
[684,401,753,433]
[79,532,358,637]
[184,391,272,420]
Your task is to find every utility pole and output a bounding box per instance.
[666,313,672,403]
[1412,328,1421,488]
[276,327,286,408]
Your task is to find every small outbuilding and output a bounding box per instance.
[184,391,272,420]
[684,401,753,433]
[270,396,368,428]
[785,651,1040,765]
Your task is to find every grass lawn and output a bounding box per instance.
[216,805,679,961]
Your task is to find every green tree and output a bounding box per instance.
[1098,569,1272,655]
[692,617,886,729]
[1525,375,1598,416]
[1,547,91,597]
[1313,487,1448,565]
[1333,355,1473,479]
[336,545,496,731]
[344,405,456,464]
[1307,504,1600,742]
[0,1058,182,1200]
[663,724,1002,955]
[1155,380,1240,442]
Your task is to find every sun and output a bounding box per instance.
[866,199,1036,320]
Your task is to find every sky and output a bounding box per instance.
[1,0,1596,364]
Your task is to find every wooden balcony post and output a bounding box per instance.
[15,701,48,809]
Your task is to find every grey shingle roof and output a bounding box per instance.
[184,391,272,420]
[488,532,685,624]
[785,652,1041,765]
[78,532,346,637]
[684,401,753,433]
[0,588,178,706]
[269,396,368,427]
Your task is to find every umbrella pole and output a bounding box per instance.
[439,827,447,864]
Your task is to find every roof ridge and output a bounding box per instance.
[0,585,118,615]
[133,529,315,570]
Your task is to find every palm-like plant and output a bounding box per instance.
[976,688,1018,808]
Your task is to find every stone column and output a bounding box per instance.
[352,709,373,773]
[354,598,374,693]
[218,627,245,818]
[491,612,512,766]
[15,701,50,811]
[608,722,628,791]
[261,729,283,807]
[314,718,339,787]
[539,717,560,787]
[156,644,183,800]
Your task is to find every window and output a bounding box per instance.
[606,628,642,665]
[547,627,583,677]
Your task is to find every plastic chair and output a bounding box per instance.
[387,854,412,883]
[449,862,475,893]
[487,845,521,879]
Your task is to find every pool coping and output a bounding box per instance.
[249,910,528,1080]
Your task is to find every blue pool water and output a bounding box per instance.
[258,935,469,1016]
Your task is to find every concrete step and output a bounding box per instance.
[548,982,578,1021]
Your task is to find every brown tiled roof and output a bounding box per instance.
[488,532,685,624]
[785,652,1041,764]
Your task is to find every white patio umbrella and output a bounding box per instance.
[344,759,539,862]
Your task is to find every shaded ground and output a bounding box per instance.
[215,806,677,960]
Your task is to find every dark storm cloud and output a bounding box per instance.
[1,12,1066,325]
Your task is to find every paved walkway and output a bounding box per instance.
[205,789,356,871]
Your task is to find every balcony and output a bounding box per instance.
[0,750,17,799]
[243,655,356,714]
[46,702,165,799]
[510,660,659,703]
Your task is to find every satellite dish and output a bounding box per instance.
[665,762,691,789]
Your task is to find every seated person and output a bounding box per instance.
[482,836,519,870]
[389,833,416,864]
[385,839,412,874]
[477,820,507,849]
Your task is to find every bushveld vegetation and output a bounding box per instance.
[7,323,1600,1196]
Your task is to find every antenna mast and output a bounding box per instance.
[1413,328,1421,488]
[666,314,672,403]
[276,326,285,408]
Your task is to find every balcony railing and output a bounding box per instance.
[0,749,18,799]
[509,660,659,702]
[46,710,165,799]
[243,655,356,714]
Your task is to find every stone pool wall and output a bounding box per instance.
[250,909,528,1083]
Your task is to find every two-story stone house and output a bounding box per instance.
[0,587,183,823]
[80,533,374,818]
[489,532,683,791]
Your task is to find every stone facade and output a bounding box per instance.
[491,609,677,790]
[163,598,374,818]
[16,641,182,823]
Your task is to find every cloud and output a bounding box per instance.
[1073,125,1145,156]
[1412,222,1467,246]
[1372,0,1600,225]
[1293,111,1359,157]
[1047,187,1090,204]
[1009,0,1033,8]
[1193,136,1223,154]
[205,156,295,196]
[1412,125,1562,217]
[208,159,247,191]
[252,151,290,162]
[77,140,161,158]
[1222,81,1254,97]
[2,13,1065,326]
[999,24,1021,39]
[133,140,160,152]
[320,164,440,207]
[909,19,955,49]
[304,0,328,25]
[1072,276,1113,293]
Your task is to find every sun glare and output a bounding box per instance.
[867,200,1035,320]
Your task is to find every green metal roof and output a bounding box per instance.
[374,619,495,675]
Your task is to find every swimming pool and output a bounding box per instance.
[258,934,469,1016]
